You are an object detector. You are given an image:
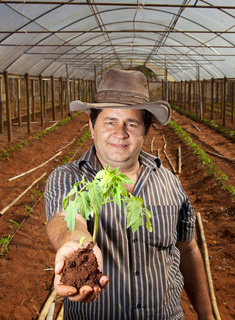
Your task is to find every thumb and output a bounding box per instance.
[55,259,64,275]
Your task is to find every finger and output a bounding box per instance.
[55,283,77,297]
[68,285,98,303]
[54,275,77,297]
[55,260,64,275]
[99,275,109,289]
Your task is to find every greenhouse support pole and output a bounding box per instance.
[59,77,63,118]
[215,81,219,103]
[201,79,205,118]
[43,80,47,118]
[196,65,203,119]
[66,64,71,116]
[204,79,207,114]
[164,59,168,101]
[73,78,76,101]
[31,79,35,121]
[184,81,187,109]
[82,79,85,102]
[94,65,97,95]
[51,76,55,121]
[25,73,31,133]
[193,81,196,112]
[4,71,12,142]
[17,78,22,126]
[77,79,80,101]
[223,77,227,128]
[188,80,192,112]
[180,81,183,108]
[12,78,16,118]
[0,78,3,133]
[39,74,44,126]
[211,78,214,120]
[232,81,234,124]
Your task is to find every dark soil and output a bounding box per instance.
[60,243,103,290]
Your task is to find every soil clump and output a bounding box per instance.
[60,243,103,290]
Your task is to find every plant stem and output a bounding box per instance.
[93,209,99,243]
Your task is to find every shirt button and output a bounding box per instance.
[135,271,140,276]
[137,303,141,309]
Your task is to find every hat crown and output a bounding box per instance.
[96,68,149,105]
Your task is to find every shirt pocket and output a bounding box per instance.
[144,205,179,249]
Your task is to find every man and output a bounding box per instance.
[45,68,214,319]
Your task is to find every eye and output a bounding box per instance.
[127,122,137,128]
[105,121,115,125]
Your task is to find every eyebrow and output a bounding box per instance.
[103,116,141,124]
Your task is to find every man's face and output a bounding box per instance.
[89,108,146,170]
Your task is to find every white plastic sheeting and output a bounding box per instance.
[0,0,234,80]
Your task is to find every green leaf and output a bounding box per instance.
[64,201,77,233]
[75,192,92,220]
[125,195,143,229]
[131,215,143,233]
[116,173,134,185]
[112,185,123,208]
[87,180,102,212]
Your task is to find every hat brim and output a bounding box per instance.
[70,100,171,126]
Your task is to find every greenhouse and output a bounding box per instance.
[0,1,234,319]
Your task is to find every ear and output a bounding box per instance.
[89,118,94,139]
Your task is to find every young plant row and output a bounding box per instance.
[61,129,91,164]
[0,112,81,160]
[0,189,43,255]
[172,105,235,141]
[0,128,90,255]
[169,120,235,198]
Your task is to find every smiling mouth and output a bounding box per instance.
[110,143,128,148]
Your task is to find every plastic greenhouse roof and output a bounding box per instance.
[0,0,234,81]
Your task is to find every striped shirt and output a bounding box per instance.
[45,146,195,320]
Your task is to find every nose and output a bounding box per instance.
[113,124,129,138]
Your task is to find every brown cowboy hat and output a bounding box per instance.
[70,68,171,126]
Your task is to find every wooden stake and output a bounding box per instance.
[163,150,177,174]
[157,149,160,158]
[205,150,235,163]
[150,137,155,153]
[8,152,62,181]
[192,123,201,132]
[38,289,57,320]
[162,136,167,150]
[177,146,181,174]
[0,172,47,216]
[197,212,221,320]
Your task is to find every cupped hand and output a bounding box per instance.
[54,240,109,302]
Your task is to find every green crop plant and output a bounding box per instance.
[0,148,10,160]
[24,205,34,216]
[169,120,235,198]
[63,165,152,243]
[0,235,12,255]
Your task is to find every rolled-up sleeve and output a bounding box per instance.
[177,198,195,242]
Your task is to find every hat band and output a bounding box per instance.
[96,90,149,106]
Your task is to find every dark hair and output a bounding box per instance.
[90,108,152,135]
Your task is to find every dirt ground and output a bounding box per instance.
[0,109,234,320]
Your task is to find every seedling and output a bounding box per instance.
[63,165,152,243]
